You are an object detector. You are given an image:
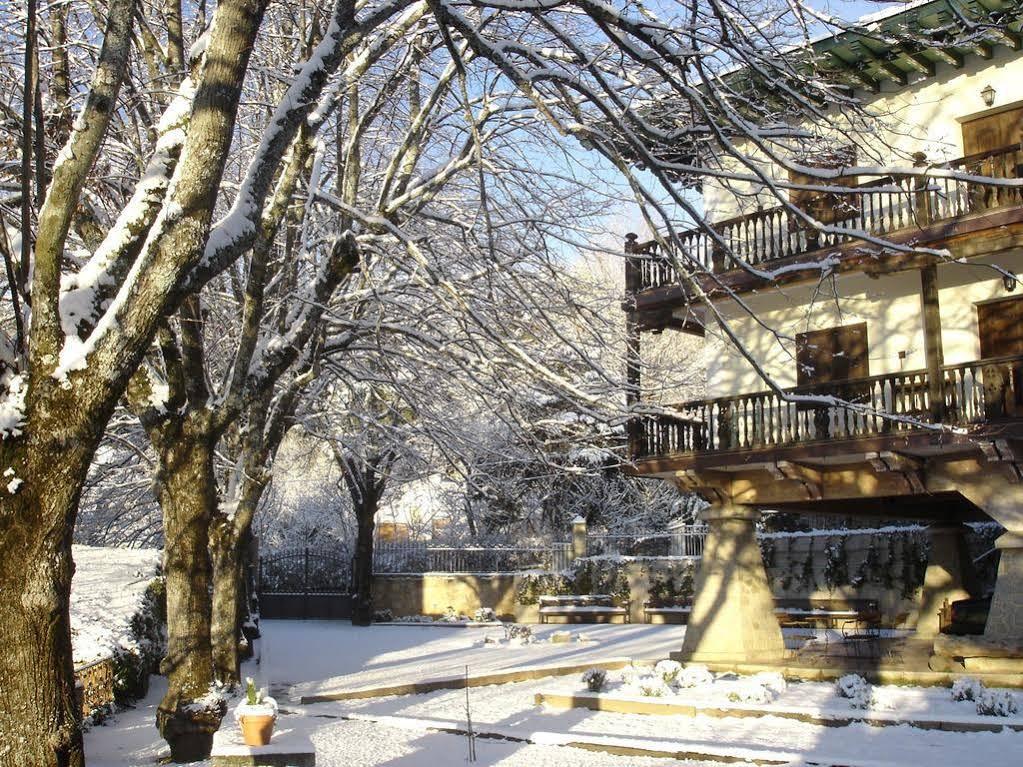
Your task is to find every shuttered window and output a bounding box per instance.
[796,323,869,386]
[978,297,1023,360]
[962,106,1023,158]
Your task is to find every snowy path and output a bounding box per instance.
[83,621,1023,766]
[259,620,685,701]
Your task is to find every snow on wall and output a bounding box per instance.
[70,545,162,666]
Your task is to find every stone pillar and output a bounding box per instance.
[917,523,971,637]
[679,503,784,663]
[571,516,588,562]
[985,531,1023,641]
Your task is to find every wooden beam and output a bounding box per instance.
[984,25,1022,51]
[827,52,880,93]
[897,47,936,77]
[971,40,994,60]
[866,451,925,494]
[929,46,965,68]
[979,440,1023,483]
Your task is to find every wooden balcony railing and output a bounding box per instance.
[630,144,1023,291]
[630,355,1023,460]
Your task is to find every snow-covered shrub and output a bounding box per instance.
[473,607,496,623]
[726,673,784,705]
[395,614,434,623]
[951,677,984,702]
[113,579,166,704]
[372,608,394,623]
[750,671,787,696]
[620,664,642,688]
[676,664,714,689]
[440,606,466,622]
[727,683,773,705]
[976,690,1019,717]
[504,624,533,644]
[654,659,683,685]
[835,674,873,709]
[581,668,607,692]
[638,677,671,697]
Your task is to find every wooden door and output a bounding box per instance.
[796,323,869,386]
[962,106,1023,157]
[788,146,859,227]
[976,297,1023,417]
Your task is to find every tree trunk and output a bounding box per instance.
[351,504,377,626]
[0,435,94,767]
[209,523,243,685]
[154,419,223,763]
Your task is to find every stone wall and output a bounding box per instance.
[373,573,539,622]
[372,527,1000,626]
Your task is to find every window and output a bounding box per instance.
[788,145,859,226]
[962,106,1023,158]
[795,322,869,387]
[977,296,1023,360]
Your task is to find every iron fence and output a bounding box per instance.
[586,525,708,558]
[372,541,572,574]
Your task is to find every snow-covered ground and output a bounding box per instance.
[71,545,162,666]
[83,621,1023,767]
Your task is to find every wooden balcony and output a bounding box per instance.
[629,355,1023,468]
[628,144,1023,297]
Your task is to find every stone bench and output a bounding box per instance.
[211,724,315,767]
[538,594,630,624]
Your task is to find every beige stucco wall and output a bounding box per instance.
[702,46,1023,223]
[702,249,1023,398]
[373,573,538,622]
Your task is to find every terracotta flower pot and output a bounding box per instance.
[239,713,275,746]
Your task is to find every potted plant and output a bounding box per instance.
[236,677,277,746]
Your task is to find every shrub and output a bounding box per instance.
[654,659,683,685]
[372,608,394,623]
[114,579,167,704]
[951,677,984,702]
[727,681,773,705]
[504,624,533,644]
[751,671,786,696]
[976,690,1019,717]
[515,572,572,605]
[638,678,671,697]
[676,664,714,688]
[835,674,873,709]
[473,607,496,623]
[581,668,607,692]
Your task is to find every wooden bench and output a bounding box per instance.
[538,594,630,624]
[643,599,693,624]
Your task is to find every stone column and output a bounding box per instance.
[985,531,1023,641]
[679,503,784,663]
[571,516,588,562]
[917,523,971,637]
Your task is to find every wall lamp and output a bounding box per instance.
[1004,271,1017,292]
[981,84,997,107]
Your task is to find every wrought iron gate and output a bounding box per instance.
[257,547,353,619]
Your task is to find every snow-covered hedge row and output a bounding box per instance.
[70,546,166,709]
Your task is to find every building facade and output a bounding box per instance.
[624,1,1023,663]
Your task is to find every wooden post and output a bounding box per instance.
[921,264,946,422]
[624,233,643,459]
[913,151,932,227]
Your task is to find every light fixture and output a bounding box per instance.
[981,84,996,107]
[1004,271,1017,292]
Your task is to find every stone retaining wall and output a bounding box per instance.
[372,527,999,626]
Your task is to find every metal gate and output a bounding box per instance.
[257,547,353,619]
